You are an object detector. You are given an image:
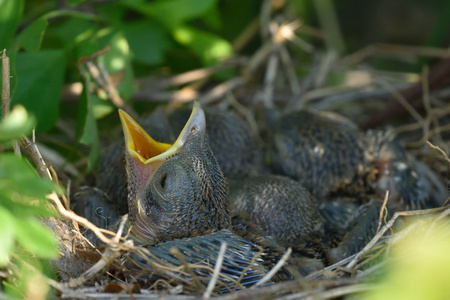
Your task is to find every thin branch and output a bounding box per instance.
[46,192,119,245]
[19,135,53,180]
[426,140,450,165]
[1,49,21,155]
[377,191,390,233]
[254,247,292,287]
[346,207,445,270]
[170,248,204,293]
[1,49,11,116]
[202,242,227,299]
[198,77,244,105]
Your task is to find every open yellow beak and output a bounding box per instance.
[118,101,205,165]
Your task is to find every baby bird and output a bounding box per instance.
[266,108,447,263]
[267,109,370,198]
[118,102,230,243]
[228,175,324,249]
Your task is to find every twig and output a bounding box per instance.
[170,248,204,293]
[296,283,375,300]
[202,242,227,299]
[97,61,124,108]
[377,191,390,233]
[254,247,292,287]
[314,50,339,89]
[262,45,278,108]
[346,208,444,270]
[338,44,450,67]
[198,77,244,105]
[19,134,53,180]
[1,49,21,155]
[46,192,119,245]
[426,141,450,165]
[138,59,244,91]
[51,215,133,290]
[279,43,301,98]
[372,75,424,123]
[1,49,11,116]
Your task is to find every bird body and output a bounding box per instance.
[228,175,324,248]
[268,109,370,197]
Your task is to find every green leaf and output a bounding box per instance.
[14,217,58,259]
[0,206,15,266]
[0,193,57,219]
[0,105,35,143]
[101,32,135,100]
[123,20,172,65]
[45,16,98,51]
[77,77,99,172]
[201,5,222,30]
[122,0,217,29]
[16,18,48,52]
[66,0,88,5]
[0,154,57,198]
[0,0,24,48]
[173,26,233,65]
[11,50,66,132]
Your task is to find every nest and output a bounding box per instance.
[4,2,450,299]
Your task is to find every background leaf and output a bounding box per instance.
[122,0,217,29]
[0,0,24,48]
[16,18,48,52]
[123,20,172,65]
[11,50,66,132]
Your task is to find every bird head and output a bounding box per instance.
[119,102,231,244]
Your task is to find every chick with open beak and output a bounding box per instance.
[119,102,231,244]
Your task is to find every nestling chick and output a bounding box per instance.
[119,102,231,243]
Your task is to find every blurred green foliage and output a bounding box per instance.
[0,0,263,171]
[0,106,59,299]
[356,219,450,300]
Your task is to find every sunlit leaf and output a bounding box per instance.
[14,217,58,259]
[16,18,48,52]
[173,26,232,65]
[101,32,135,100]
[0,105,35,143]
[11,50,66,132]
[0,195,57,219]
[0,206,15,266]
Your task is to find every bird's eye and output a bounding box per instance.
[190,126,197,133]
[160,173,167,189]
